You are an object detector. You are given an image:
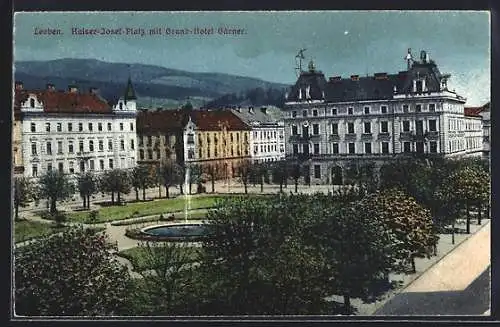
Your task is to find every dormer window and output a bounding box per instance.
[119,102,123,110]
[416,80,423,93]
[30,98,35,108]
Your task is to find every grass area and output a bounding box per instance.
[14,220,106,243]
[49,195,230,224]
[117,245,203,272]
[112,209,209,226]
[14,220,66,243]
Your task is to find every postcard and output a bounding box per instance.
[11,10,491,319]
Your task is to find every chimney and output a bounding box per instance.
[329,76,342,82]
[350,75,359,81]
[236,106,241,112]
[89,87,98,94]
[15,81,23,90]
[260,107,267,115]
[68,85,78,93]
[46,83,56,91]
[248,106,254,114]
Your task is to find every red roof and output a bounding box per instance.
[464,106,483,117]
[191,110,250,131]
[136,109,187,133]
[136,108,250,133]
[14,89,112,114]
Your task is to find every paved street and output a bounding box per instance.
[373,221,490,316]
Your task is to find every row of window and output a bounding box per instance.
[31,158,124,177]
[252,130,283,140]
[291,103,438,118]
[30,121,134,133]
[253,144,285,154]
[198,132,248,144]
[198,146,249,159]
[448,118,482,132]
[465,137,482,150]
[30,139,135,155]
[138,134,176,147]
[291,141,439,155]
[291,120,438,136]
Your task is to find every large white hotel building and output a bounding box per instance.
[283,49,484,184]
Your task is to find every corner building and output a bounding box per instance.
[14,79,138,180]
[283,50,483,184]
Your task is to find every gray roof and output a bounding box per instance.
[230,106,283,126]
[287,59,449,103]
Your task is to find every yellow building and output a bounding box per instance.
[188,110,251,179]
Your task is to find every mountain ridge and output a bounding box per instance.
[14,58,290,108]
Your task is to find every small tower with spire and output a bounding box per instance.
[113,75,137,113]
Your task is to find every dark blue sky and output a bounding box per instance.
[14,11,490,105]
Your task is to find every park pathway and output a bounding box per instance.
[373,221,490,316]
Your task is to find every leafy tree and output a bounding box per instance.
[13,177,33,221]
[176,164,186,195]
[38,170,74,215]
[204,164,218,193]
[237,160,253,194]
[200,195,333,315]
[271,160,288,192]
[442,165,490,234]
[157,159,179,198]
[321,201,396,314]
[253,162,268,193]
[289,161,303,193]
[100,169,131,205]
[77,172,98,209]
[130,165,155,201]
[15,226,131,316]
[187,164,202,194]
[357,189,438,273]
[130,241,199,315]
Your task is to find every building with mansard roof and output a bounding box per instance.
[230,106,286,163]
[14,78,138,179]
[283,49,484,185]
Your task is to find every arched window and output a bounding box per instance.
[30,98,35,108]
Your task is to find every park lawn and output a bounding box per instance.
[118,245,202,272]
[14,220,66,243]
[14,220,105,243]
[64,195,229,224]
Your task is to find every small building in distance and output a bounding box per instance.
[230,105,285,164]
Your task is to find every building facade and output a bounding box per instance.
[230,106,286,163]
[186,110,251,179]
[465,102,490,159]
[136,109,186,166]
[283,49,483,184]
[15,79,138,180]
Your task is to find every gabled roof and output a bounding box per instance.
[14,89,112,114]
[136,109,187,133]
[191,110,251,131]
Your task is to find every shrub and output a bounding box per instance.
[86,210,99,224]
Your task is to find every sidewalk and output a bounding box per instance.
[373,221,490,315]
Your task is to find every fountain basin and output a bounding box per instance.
[133,223,211,242]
